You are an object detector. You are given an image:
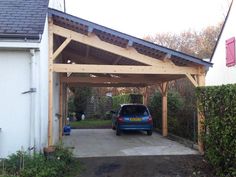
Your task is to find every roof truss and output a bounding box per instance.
[51,24,199,75]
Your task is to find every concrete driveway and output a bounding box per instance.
[63,129,198,157]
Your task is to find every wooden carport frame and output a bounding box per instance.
[48,9,210,154]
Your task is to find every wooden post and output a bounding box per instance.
[48,18,54,146]
[65,85,69,125]
[62,83,67,128]
[162,94,168,136]
[159,82,168,137]
[143,87,148,106]
[197,70,206,154]
[59,75,63,140]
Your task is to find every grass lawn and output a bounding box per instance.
[70,119,111,129]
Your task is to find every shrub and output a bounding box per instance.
[148,91,184,129]
[196,84,236,177]
[0,145,75,177]
[112,94,143,110]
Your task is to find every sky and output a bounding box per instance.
[64,0,231,38]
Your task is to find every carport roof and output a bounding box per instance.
[48,8,212,68]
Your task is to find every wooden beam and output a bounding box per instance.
[159,82,168,96]
[158,86,163,95]
[197,70,206,154]
[113,56,122,65]
[62,81,66,129]
[52,24,176,67]
[162,53,171,60]
[143,87,148,106]
[65,86,69,126]
[61,76,159,84]
[59,77,63,140]
[186,74,198,87]
[160,82,168,137]
[85,46,90,58]
[68,83,148,87]
[48,18,54,146]
[162,95,168,136]
[52,37,71,60]
[53,64,198,75]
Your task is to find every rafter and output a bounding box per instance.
[113,56,122,65]
[162,53,171,60]
[85,45,90,58]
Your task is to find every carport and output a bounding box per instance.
[47,9,212,154]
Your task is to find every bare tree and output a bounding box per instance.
[144,22,222,59]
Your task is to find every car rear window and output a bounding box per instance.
[120,105,149,116]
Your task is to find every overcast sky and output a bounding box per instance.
[65,0,231,38]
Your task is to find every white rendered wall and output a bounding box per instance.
[37,17,49,150]
[0,15,61,158]
[0,51,31,158]
[206,1,236,86]
[39,17,60,147]
[49,0,64,11]
[38,17,60,148]
[52,72,60,145]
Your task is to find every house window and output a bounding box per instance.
[226,37,235,67]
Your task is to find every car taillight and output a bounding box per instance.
[117,116,124,123]
[148,116,153,124]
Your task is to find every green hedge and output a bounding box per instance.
[148,91,191,137]
[112,94,143,110]
[196,84,236,177]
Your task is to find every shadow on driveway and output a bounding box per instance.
[78,155,215,177]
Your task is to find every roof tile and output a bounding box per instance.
[0,0,49,40]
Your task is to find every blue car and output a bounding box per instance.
[112,104,153,136]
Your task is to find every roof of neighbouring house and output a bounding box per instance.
[0,0,48,40]
[48,8,213,68]
[210,0,233,62]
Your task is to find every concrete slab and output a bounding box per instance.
[62,129,198,157]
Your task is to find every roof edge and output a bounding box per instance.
[210,0,233,62]
[0,33,42,41]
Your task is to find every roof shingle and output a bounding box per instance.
[0,0,49,40]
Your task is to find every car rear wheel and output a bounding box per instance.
[147,130,152,136]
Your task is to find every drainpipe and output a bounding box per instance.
[29,49,37,153]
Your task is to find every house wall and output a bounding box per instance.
[38,16,60,147]
[0,0,63,157]
[37,17,49,151]
[52,72,60,145]
[206,1,236,86]
[48,1,62,145]
[0,50,31,157]
[0,16,61,158]
[49,0,64,11]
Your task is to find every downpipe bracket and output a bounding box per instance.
[22,88,36,94]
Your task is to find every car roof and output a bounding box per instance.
[120,103,146,107]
